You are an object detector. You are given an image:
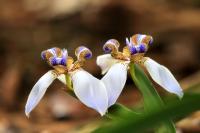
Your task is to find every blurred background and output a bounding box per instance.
[0,0,200,132]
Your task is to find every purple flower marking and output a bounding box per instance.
[41,51,46,60]
[130,46,137,55]
[139,44,146,53]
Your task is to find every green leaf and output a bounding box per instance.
[93,93,200,133]
[105,103,141,121]
[129,63,175,133]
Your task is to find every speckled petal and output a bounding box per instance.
[75,46,92,60]
[102,63,128,107]
[71,70,108,116]
[144,58,183,98]
[103,39,120,53]
[96,54,119,74]
[137,34,147,44]
[25,70,57,117]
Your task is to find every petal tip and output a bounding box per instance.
[97,108,107,116]
[25,113,30,118]
[72,70,109,117]
[25,108,30,118]
[177,91,184,99]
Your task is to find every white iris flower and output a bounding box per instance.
[25,46,108,117]
[97,34,183,107]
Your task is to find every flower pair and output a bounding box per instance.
[25,34,183,117]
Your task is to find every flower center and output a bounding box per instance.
[103,34,153,64]
[41,46,92,74]
[125,34,153,64]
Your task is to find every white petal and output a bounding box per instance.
[57,74,66,84]
[144,58,183,98]
[71,70,108,116]
[102,63,128,107]
[126,37,131,47]
[96,54,120,75]
[25,70,57,117]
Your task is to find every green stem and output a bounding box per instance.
[64,74,77,98]
[65,74,73,90]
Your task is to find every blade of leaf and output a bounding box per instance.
[92,93,200,133]
[129,63,175,133]
[105,103,141,120]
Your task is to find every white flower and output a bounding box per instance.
[97,34,183,105]
[25,47,108,117]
